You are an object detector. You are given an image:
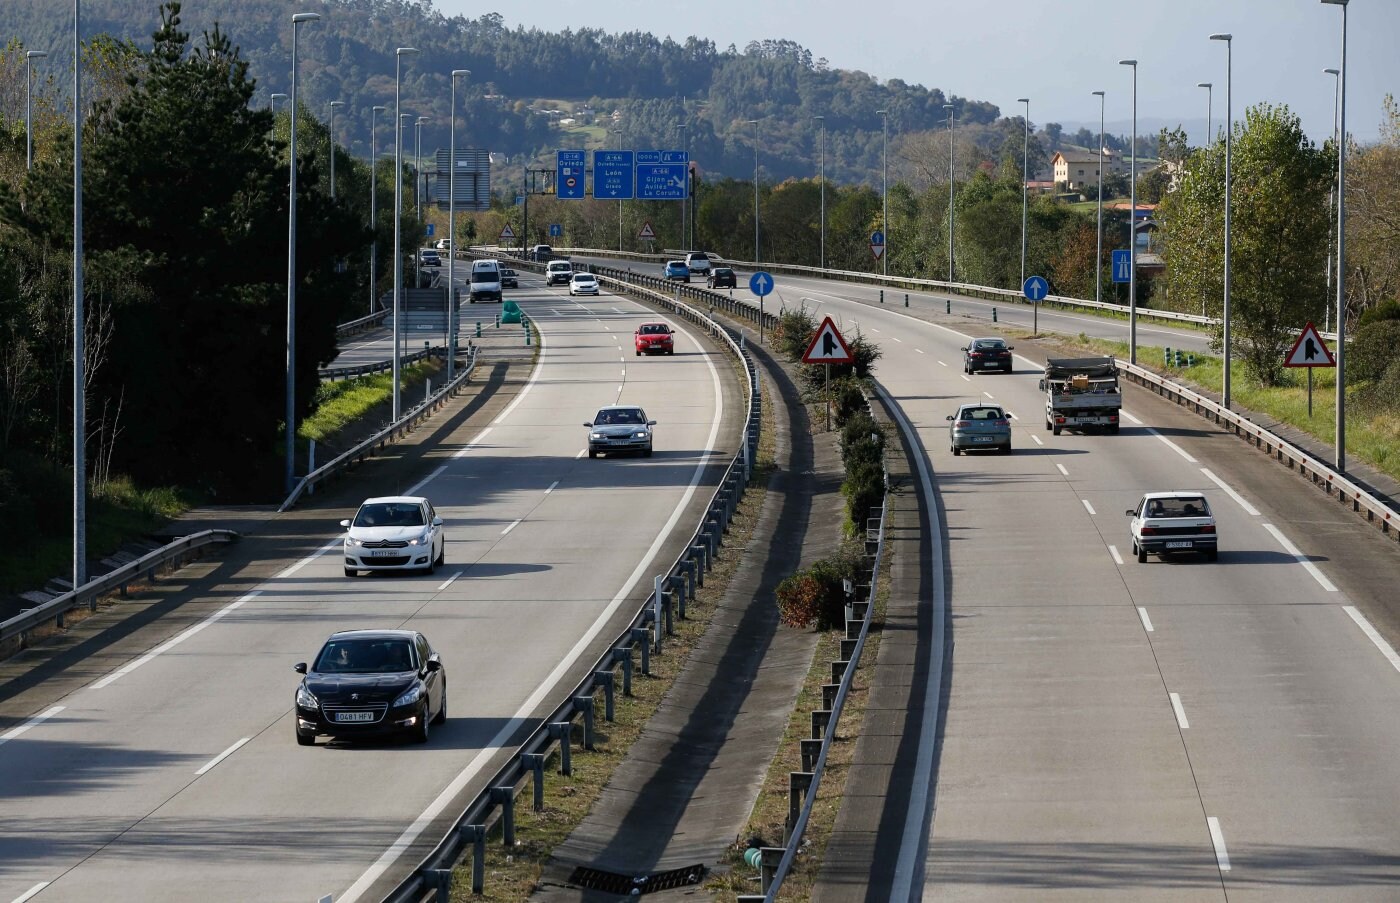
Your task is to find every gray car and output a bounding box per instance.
[586,405,655,458]
[947,403,1012,455]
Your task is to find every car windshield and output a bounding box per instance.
[715,268,733,276]
[503,269,516,276]
[639,324,669,335]
[470,270,496,283]
[353,502,425,527]
[960,407,1005,421]
[1145,497,1211,518]
[974,340,1005,350]
[315,639,417,674]
[594,408,644,425]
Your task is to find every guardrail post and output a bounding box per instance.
[691,543,708,581]
[594,671,615,722]
[801,738,823,773]
[458,825,486,894]
[831,660,850,683]
[548,721,573,775]
[662,589,674,636]
[822,683,839,710]
[522,753,546,811]
[426,867,452,901]
[614,646,633,696]
[786,771,814,843]
[490,786,515,847]
[812,709,831,739]
[673,574,686,620]
[574,695,595,749]
[760,847,784,893]
[631,626,651,676]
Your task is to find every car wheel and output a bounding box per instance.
[344,567,358,578]
[296,727,316,747]
[1109,423,1121,434]
[1052,424,1062,435]
[435,542,445,568]
[469,298,476,304]
[588,449,598,459]
[1136,542,1147,563]
[951,445,961,456]
[412,703,431,744]
[667,349,674,355]
[431,681,447,725]
[635,349,641,356]
[425,552,437,577]
[643,445,653,458]
[1206,549,1218,562]
[1001,443,1012,454]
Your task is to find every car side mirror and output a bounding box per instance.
[583,422,593,428]
[339,519,351,529]
[1125,509,1136,517]
[960,347,968,352]
[647,420,657,426]
[945,415,955,421]
[1008,345,1015,350]
[425,659,442,672]
[432,516,443,527]
[294,662,308,674]
[1038,379,1047,391]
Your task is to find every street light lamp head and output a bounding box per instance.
[452,68,471,78]
[1017,97,1029,104]
[373,104,387,113]
[1198,82,1212,89]
[329,100,345,109]
[1091,90,1105,97]
[272,92,288,101]
[292,12,321,23]
[396,47,420,56]
[1119,59,1137,67]
[1320,0,1349,6]
[1324,67,1340,75]
[26,50,47,60]
[1209,33,1232,42]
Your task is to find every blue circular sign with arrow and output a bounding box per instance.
[749,271,774,297]
[1022,275,1049,302]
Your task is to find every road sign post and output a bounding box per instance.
[1023,275,1049,334]
[801,315,855,432]
[499,223,515,246]
[1283,322,1336,418]
[749,271,774,344]
[870,229,886,261]
[1111,249,1132,284]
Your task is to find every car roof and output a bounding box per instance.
[1141,491,1206,499]
[637,321,669,327]
[326,629,419,641]
[596,404,644,412]
[572,272,594,278]
[972,337,1006,343]
[359,495,429,506]
[956,402,1004,411]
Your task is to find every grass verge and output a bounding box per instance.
[299,360,441,442]
[450,369,778,901]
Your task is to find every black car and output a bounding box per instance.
[501,267,519,288]
[707,267,737,289]
[294,629,446,745]
[962,337,1014,373]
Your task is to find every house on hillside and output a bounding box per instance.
[1051,149,1125,191]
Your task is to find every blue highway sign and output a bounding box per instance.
[556,150,586,200]
[593,150,634,200]
[637,162,687,200]
[425,223,435,237]
[1112,249,1132,284]
[749,271,774,297]
[1022,275,1049,302]
[549,223,562,237]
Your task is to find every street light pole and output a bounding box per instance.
[877,109,888,277]
[71,2,85,587]
[1210,34,1233,408]
[285,11,320,496]
[448,69,470,382]
[414,115,428,289]
[946,103,955,283]
[1119,59,1138,365]
[271,92,287,114]
[1324,67,1340,334]
[750,118,761,261]
[328,100,344,199]
[392,47,420,422]
[613,128,623,252]
[370,105,386,315]
[1092,90,1105,305]
[676,122,687,248]
[814,115,826,269]
[1018,98,1030,291]
[25,50,46,171]
[1198,82,1213,146]
[1322,0,1349,472]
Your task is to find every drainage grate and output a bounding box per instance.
[567,863,705,895]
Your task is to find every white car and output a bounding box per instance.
[1126,491,1218,563]
[569,273,600,296]
[341,496,445,576]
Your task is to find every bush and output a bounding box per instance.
[831,378,867,427]
[775,544,866,630]
[775,573,825,628]
[840,412,885,469]
[1358,299,1400,329]
[774,307,818,362]
[843,458,885,530]
[1348,320,1400,384]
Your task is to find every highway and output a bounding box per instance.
[578,254,1400,899]
[0,272,740,901]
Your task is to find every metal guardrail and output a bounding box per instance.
[383,267,762,902]
[0,530,241,647]
[279,345,480,512]
[739,394,890,902]
[318,346,442,382]
[1117,360,1400,543]
[336,308,389,337]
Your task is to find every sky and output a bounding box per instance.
[435,0,1397,144]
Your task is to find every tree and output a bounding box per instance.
[1158,103,1333,385]
[1346,95,1400,322]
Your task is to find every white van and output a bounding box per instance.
[685,252,713,277]
[546,260,574,286]
[469,259,502,303]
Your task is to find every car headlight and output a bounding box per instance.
[393,684,423,708]
[634,431,649,439]
[296,684,319,709]
[345,536,363,547]
[409,529,431,546]
[591,432,606,440]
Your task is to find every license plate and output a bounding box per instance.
[368,550,399,558]
[1164,541,1193,549]
[973,436,994,443]
[335,711,375,723]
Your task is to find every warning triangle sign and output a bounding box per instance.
[499,224,516,240]
[638,221,656,240]
[1283,322,1336,368]
[801,316,856,365]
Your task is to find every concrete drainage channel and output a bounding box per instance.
[383,265,762,902]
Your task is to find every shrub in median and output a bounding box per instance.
[776,543,866,630]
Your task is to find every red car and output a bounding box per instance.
[634,322,675,356]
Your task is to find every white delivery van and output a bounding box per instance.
[468,259,502,303]
[546,260,574,286]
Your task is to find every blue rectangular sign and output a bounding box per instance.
[556,150,586,199]
[1111,249,1132,284]
[593,150,635,200]
[635,150,663,165]
[637,162,688,200]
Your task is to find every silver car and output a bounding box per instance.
[947,403,1012,455]
[586,405,655,458]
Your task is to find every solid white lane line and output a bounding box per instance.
[195,738,250,776]
[1031,435,1043,446]
[1262,524,1338,592]
[1109,545,1124,565]
[13,883,50,903]
[1169,693,1190,729]
[501,519,522,535]
[452,426,493,458]
[1200,468,1261,516]
[1055,463,1069,476]
[340,307,728,903]
[0,706,64,748]
[436,571,462,591]
[406,464,447,497]
[1121,410,1143,425]
[1207,817,1232,871]
[1343,607,1400,674]
[91,591,262,689]
[1138,607,1154,632]
[1147,427,1198,463]
[545,481,559,494]
[1082,499,1097,516]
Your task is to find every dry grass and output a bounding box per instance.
[450,370,778,900]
